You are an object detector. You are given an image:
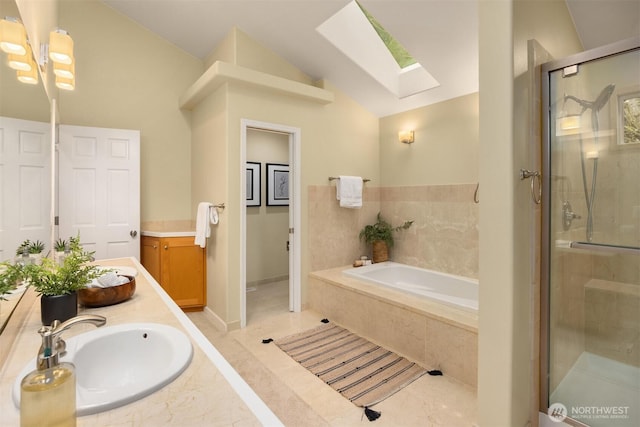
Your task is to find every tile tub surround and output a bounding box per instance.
[309,266,478,388]
[308,185,381,271]
[0,257,281,426]
[308,184,479,279]
[380,184,479,279]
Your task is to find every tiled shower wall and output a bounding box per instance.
[308,183,479,279]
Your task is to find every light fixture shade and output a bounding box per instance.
[399,130,414,144]
[49,29,74,64]
[8,43,34,71]
[53,60,74,79]
[555,115,581,136]
[17,67,38,84]
[8,53,31,71]
[0,18,27,55]
[55,74,75,90]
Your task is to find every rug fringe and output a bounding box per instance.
[364,406,381,421]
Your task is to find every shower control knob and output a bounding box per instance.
[562,201,581,231]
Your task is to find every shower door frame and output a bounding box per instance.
[539,36,640,423]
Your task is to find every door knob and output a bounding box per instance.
[130,230,138,238]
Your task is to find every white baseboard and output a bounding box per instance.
[246,275,289,287]
[203,306,229,332]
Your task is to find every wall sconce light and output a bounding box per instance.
[398,130,415,144]
[48,29,73,64]
[43,29,76,90]
[0,19,76,89]
[0,17,27,55]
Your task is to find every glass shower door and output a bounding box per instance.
[543,39,640,426]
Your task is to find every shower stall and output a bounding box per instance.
[541,38,640,426]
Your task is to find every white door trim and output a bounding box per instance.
[240,119,301,328]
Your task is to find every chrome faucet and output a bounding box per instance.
[37,314,107,370]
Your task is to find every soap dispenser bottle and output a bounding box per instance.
[19,314,106,427]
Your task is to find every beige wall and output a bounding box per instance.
[57,0,203,223]
[246,129,289,284]
[379,93,479,186]
[191,28,380,328]
[191,86,229,322]
[205,27,314,87]
[477,0,582,426]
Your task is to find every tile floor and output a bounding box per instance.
[187,280,478,426]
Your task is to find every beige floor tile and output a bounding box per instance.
[188,280,477,426]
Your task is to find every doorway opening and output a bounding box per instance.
[240,119,301,328]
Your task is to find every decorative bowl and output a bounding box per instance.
[79,275,136,307]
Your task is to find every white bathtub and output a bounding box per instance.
[343,261,478,311]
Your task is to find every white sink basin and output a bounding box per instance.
[13,323,193,416]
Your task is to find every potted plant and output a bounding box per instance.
[54,238,68,253]
[359,212,413,263]
[16,239,46,263]
[22,238,101,325]
[53,237,72,264]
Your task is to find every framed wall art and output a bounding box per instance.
[266,163,289,206]
[246,162,261,206]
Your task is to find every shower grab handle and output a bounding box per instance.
[520,169,542,205]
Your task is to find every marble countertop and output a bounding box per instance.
[140,220,196,237]
[0,257,282,426]
[140,230,196,237]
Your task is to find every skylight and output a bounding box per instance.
[356,2,417,69]
[317,1,439,99]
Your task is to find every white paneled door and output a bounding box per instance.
[58,125,140,260]
[0,117,51,261]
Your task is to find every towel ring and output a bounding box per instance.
[519,169,541,205]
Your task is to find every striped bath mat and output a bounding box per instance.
[275,322,427,408]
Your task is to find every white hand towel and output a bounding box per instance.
[209,206,219,225]
[336,176,363,209]
[194,202,213,248]
[87,272,129,288]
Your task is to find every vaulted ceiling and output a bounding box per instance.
[101,0,639,117]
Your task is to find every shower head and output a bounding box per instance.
[593,84,615,112]
[563,84,616,114]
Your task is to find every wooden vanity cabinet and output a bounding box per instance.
[141,236,206,311]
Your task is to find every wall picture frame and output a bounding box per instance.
[246,162,261,206]
[266,163,289,206]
